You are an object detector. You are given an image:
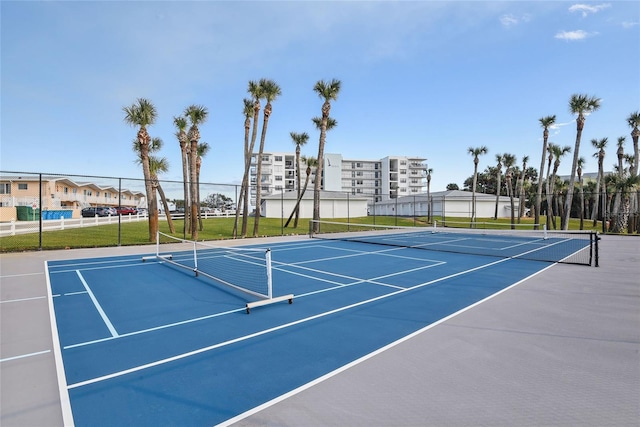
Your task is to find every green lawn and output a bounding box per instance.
[0,215,606,253]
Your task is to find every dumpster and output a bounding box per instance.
[16,206,40,221]
[42,210,73,220]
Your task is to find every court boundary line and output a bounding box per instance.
[0,349,51,363]
[45,261,75,427]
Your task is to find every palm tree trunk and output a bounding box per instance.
[294,146,301,228]
[155,179,175,234]
[181,147,190,235]
[494,174,501,220]
[140,140,158,242]
[591,165,602,225]
[253,112,272,237]
[313,106,329,233]
[285,172,311,228]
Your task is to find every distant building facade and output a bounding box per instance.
[250,152,427,206]
[0,175,144,221]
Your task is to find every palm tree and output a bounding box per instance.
[289,131,310,228]
[610,137,627,225]
[544,144,555,229]
[284,156,318,228]
[312,79,341,232]
[502,153,517,228]
[577,156,586,230]
[253,79,282,237]
[616,137,626,178]
[149,155,175,234]
[132,136,175,234]
[184,105,209,240]
[234,98,255,238]
[563,94,601,230]
[426,167,433,222]
[493,154,503,220]
[196,142,210,231]
[535,115,556,229]
[123,98,158,242]
[548,144,572,229]
[174,115,190,235]
[467,146,488,224]
[517,155,529,221]
[590,137,608,226]
[628,111,640,176]
[243,82,263,237]
[611,174,640,232]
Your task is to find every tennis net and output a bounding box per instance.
[143,232,293,312]
[309,220,599,266]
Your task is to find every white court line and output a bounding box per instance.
[75,270,119,337]
[0,272,44,279]
[0,295,46,304]
[45,261,74,427]
[0,349,51,363]
[66,255,516,390]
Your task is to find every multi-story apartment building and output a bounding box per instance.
[250,152,427,205]
[0,175,145,221]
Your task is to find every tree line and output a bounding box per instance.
[462,95,639,232]
[122,79,341,243]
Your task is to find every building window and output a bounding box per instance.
[18,183,28,190]
[356,180,363,185]
[275,155,282,161]
[261,155,270,161]
[0,183,10,194]
[275,176,283,181]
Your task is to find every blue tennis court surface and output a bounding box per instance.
[46,235,587,426]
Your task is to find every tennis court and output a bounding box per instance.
[43,224,603,426]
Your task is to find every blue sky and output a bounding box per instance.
[1,1,639,193]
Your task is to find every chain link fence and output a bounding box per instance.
[1,171,637,252]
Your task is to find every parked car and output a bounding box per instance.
[81,207,111,217]
[116,207,137,215]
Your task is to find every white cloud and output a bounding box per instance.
[622,21,639,29]
[554,30,596,41]
[568,3,611,18]
[500,13,532,28]
[500,14,519,27]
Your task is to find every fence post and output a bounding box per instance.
[10,219,15,236]
[38,173,43,250]
[61,216,65,230]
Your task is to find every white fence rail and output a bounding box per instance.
[0,211,239,237]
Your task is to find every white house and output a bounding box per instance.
[369,190,523,219]
[262,191,369,219]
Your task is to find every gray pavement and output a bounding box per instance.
[1,235,638,426]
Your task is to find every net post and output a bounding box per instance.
[543,223,548,240]
[265,249,273,299]
[594,232,599,267]
[156,231,160,257]
[192,240,198,272]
